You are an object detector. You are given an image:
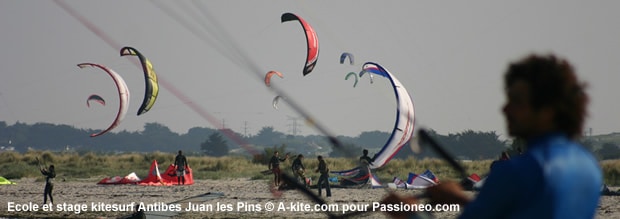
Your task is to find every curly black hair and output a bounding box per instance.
[504,54,588,138]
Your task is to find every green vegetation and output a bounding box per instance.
[4,121,620,165]
[2,150,619,186]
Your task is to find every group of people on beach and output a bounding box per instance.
[267,147,377,198]
[268,151,333,197]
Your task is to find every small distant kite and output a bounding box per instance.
[272,95,283,110]
[340,52,354,65]
[86,94,106,107]
[345,72,358,88]
[264,71,283,87]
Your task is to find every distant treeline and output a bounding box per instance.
[2,121,619,160]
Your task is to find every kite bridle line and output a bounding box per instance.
[149,1,356,155]
[149,0,357,158]
[53,0,262,155]
[36,157,42,170]
[36,156,48,172]
[417,129,468,179]
[158,4,471,218]
[149,2,372,217]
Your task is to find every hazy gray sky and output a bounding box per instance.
[1,1,619,139]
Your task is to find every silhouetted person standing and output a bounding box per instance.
[40,164,55,205]
[174,150,188,185]
[268,151,288,187]
[360,149,374,165]
[316,156,331,197]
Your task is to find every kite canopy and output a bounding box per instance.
[345,72,358,88]
[137,160,194,186]
[358,69,375,84]
[97,172,141,185]
[0,176,15,185]
[77,63,130,137]
[331,165,382,189]
[360,62,415,169]
[460,173,483,191]
[86,94,105,108]
[120,46,159,116]
[390,171,437,190]
[281,12,319,76]
[264,70,283,87]
[272,95,283,110]
[340,52,354,65]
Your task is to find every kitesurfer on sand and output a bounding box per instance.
[316,155,331,197]
[40,164,55,205]
[174,150,188,185]
[268,151,288,187]
[291,154,307,187]
[360,149,374,165]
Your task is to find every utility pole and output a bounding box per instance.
[242,121,250,137]
[287,116,303,136]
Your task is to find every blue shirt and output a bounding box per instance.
[460,132,602,219]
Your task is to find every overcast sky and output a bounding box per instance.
[1,1,619,139]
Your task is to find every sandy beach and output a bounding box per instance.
[0,177,618,219]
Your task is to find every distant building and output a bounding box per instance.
[0,146,15,152]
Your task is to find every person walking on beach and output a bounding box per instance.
[382,53,602,219]
[174,150,188,185]
[316,155,331,197]
[40,164,55,205]
[268,151,289,187]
